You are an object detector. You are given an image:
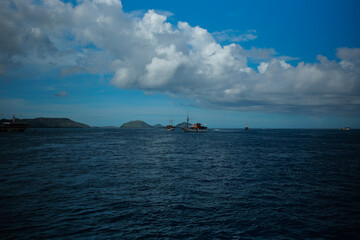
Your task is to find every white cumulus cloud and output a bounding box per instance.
[1,0,359,116]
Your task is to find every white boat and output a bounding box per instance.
[166,120,175,131]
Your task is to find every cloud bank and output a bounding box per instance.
[1,0,359,116]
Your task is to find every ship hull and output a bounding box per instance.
[0,123,28,132]
[183,128,207,133]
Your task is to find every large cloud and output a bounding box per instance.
[1,0,359,116]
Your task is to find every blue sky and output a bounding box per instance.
[1,0,360,128]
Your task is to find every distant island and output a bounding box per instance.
[176,122,192,128]
[119,121,192,129]
[0,117,196,129]
[120,120,153,128]
[0,117,90,128]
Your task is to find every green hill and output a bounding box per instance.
[20,117,90,128]
[120,120,153,128]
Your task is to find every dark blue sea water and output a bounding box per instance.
[1,128,360,239]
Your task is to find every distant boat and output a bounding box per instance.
[0,114,28,132]
[341,127,350,131]
[244,122,249,130]
[183,112,207,132]
[166,120,175,131]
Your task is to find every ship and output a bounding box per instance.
[166,120,175,131]
[244,121,249,130]
[341,127,350,131]
[0,114,28,132]
[183,112,207,132]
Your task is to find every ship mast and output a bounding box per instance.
[186,112,189,130]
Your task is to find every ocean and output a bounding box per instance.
[1,128,359,239]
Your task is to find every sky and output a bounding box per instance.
[1,0,360,128]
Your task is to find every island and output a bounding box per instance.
[10,117,91,128]
[120,120,153,128]
[153,124,164,128]
[176,122,192,128]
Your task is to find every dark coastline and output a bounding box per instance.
[1,117,90,128]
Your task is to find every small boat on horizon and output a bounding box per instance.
[341,127,350,131]
[0,114,28,132]
[244,121,249,130]
[183,112,207,132]
[166,120,175,131]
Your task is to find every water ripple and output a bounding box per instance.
[1,129,359,239]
